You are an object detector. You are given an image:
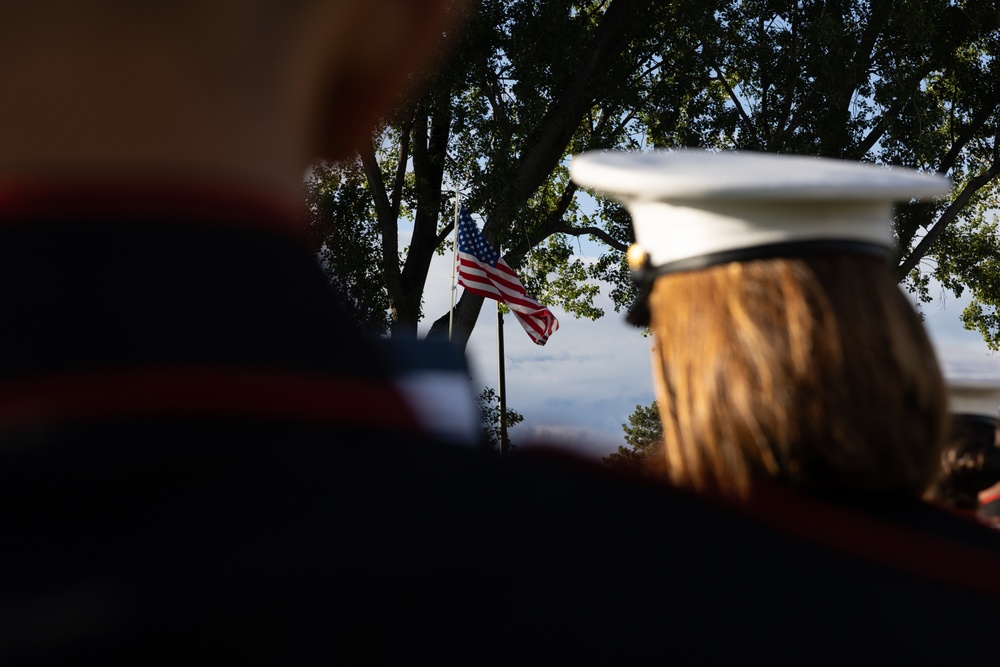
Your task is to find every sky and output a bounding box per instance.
[415,233,1000,462]
[417,238,651,460]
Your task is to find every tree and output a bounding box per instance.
[307,162,392,336]
[310,1,1000,349]
[311,0,722,346]
[604,401,663,472]
[697,1,1000,347]
[477,387,525,454]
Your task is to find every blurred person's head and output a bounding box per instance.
[925,382,1000,510]
[0,0,463,196]
[571,149,950,500]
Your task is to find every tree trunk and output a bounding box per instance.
[427,290,485,351]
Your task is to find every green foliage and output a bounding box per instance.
[523,236,603,320]
[311,0,721,344]
[306,162,392,336]
[477,387,525,454]
[603,401,663,472]
[311,0,1000,349]
[587,197,638,313]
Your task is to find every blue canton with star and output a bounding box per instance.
[458,207,499,267]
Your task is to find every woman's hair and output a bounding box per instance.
[925,416,1000,510]
[648,254,947,500]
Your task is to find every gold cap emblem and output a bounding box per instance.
[626,244,648,271]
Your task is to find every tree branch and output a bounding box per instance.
[485,0,650,237]
[503,182,579,266]
[710,63,760,149]
[857,62,935,157]
[896,137,1000,279]
[395,102,451,336]
[937,101,1000,175]
[360,137,402,297]
[390,118,414,220]
[550,224,630,252]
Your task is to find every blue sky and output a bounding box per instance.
[919,284,1000,381]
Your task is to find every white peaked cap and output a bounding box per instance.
[569,149,951,270]
[947,379,1000,420]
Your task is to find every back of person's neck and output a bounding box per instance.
[0,12,318,202]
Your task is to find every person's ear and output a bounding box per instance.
[312,0,467,160]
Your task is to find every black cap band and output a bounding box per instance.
[625,239,891,327]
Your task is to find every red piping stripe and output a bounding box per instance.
[739,484,1000,597]
[0,366,420,432]
[0,179,308,241]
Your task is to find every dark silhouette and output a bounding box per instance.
[0,4,999,665]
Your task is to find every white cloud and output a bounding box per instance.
[919,287,1000,381]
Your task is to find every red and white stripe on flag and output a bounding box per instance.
[455,207,559,346]
[457,254,559,345]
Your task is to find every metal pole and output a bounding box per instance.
[448,187,460,341]
[497,301,509,456]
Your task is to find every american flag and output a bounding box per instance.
[456,207,559,346]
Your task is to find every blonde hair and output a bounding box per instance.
[648,254,946,500]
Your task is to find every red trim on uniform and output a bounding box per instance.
[0,179,308,241]
[740,484,1000,597]
[981,492,1000,506]
[0,366,420,432]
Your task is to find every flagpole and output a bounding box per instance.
[448,186,460,341]
[453,208,557,455]
[496,300,509,456]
